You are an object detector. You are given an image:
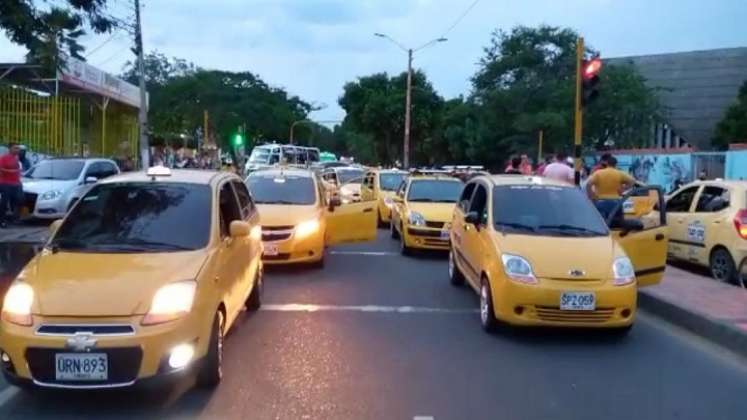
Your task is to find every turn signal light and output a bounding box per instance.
[735,209,747,240]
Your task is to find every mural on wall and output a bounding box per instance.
[584,153,692,192]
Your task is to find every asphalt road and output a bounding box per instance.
[0,231,746,419]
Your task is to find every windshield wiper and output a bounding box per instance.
[48,238,89,253]
[96,239,193,251]
[255,200,301,205]
[537,224,605,236]
[494,222,536,233]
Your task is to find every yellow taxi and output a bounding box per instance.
[1,167,262,389]
[246,167,377,267]
[664,180,747,285]
[390,174,464,255]
[321,166,366,204]
[449,175,668,333]
[360,169,408,226]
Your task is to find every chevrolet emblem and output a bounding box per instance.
[65,332,97,352]
[569,269,585,277]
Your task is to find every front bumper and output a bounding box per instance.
[262,230,325,265]
[25,195,67,219]
[492,276,637,328]
[404,226,450,250]
[0,314,207,389]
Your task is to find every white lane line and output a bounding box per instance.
[0,386,19,407]
[414,416,435,420]
[329,251,400,256]
[262,303,477,314]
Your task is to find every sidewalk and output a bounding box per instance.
[639,264,747,358]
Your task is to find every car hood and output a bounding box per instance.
[407,202,456,223]
[22,179,78,195]
[22,249,208,316]
[256,204,320,227]
[494,234,615,280]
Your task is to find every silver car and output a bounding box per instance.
[22,158,120,219]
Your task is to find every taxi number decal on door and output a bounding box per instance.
[687,221,705,243]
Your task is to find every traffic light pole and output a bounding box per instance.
[573,37,584,186]
[403,48,413,169]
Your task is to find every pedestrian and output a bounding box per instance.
[542,152,575,184]
[505,156,523,175]
[519,154,533,175]
[585,155,636,221]
[698,170,707,181]
[18,145,31,172]
[591,153,612,173]
[535,155,553,176]
[0,142,23,228]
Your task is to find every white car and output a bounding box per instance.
[22,158,120,219]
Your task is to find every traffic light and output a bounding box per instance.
[232,133,244,147]
[581,57,602,107]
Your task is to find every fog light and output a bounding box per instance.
[168,344,194,370]
[514,306,524,315]
[621,309,632,318]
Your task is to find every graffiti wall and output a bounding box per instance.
[726,151,747,180]
[584,153,692,192]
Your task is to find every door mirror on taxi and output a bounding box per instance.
[328,196,342,211]
[84,176,98,184]
[49,219,63,236]
[465,211,480,226]
[229,221,252,238]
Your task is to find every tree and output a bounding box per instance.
[1,0,115,69]
[121,51,198,88]
[713,81,747,149]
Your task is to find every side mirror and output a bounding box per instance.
[84,176,98,184]
[229,220,251,238]
[328,196,342,211]
[49,219,63,236]
[465,211,480,225]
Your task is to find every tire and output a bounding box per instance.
[448,249,465,286]
[196,311,224,388]
[710,248,737,284]
[400,230,413,256]
[310,255,325,269]
[377,210,386,228]
[246,270,263,311]
[479,278,499,333]
[390,219,400,239]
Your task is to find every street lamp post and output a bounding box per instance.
[374,33,447,169]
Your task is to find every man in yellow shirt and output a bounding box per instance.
[586,156,636,220]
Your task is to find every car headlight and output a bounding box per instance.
[408,211,426,226]
[613,257,635,286]
[142,281,197,325]
[40,190,63,201]
[295,219,320,239]
[501,254,538,284]
[2,282,34,326]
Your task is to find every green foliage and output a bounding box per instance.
[714,81,747,149]
[1,0,115,70]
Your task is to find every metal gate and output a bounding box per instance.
[692,152,726,180]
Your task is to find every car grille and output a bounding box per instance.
[534,306,615,323]
[262,225,294,242]
[25,347,142,386]
[425,221,445,229]
[36,324,135,336]
[407,228,443,238]
[263,253,291,261]
[423,238,450,247]
[24,192,38,212]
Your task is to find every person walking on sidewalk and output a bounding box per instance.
[585,155,636,221]
[0,143,23,228]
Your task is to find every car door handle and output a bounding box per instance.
[363,208,373,213]
[713,220,721,225]
[655,233,665,241]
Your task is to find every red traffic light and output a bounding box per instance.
[583,58,602,79]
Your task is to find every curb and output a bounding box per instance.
[639,290,747,359]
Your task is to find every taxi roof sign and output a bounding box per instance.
[147,165,172,178]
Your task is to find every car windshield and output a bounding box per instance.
[380,173,406,191]
[492,185,608,236]
[247,174,317,205]
[50,183,211,252]
[337,168,364,184]
[249,148,272,163]
[407,180,463,202]
[25,160,84,180]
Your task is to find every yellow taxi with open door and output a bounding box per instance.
[449,175,668,333]
[246,167,377,267]
[360,169,408,227]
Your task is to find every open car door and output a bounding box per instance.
[326,183,377,245]
[608,186,669,287]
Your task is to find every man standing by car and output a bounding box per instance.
[585,155,636,220]
[0,143,23,228]
[542,152,575,184]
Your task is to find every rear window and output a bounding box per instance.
[247,174,317,205]
[380,173,406,191]
[492,185,608,236]
[51,183,212,252]
[407,180,463,203]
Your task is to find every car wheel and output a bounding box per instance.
[311,255,325,269]
[246,270,263,311]
[710,248,736,284]
[377,210,385,228]
[197,311,224,388]
[448,249,465,286]
[390,219,400,239]
[400,230,413,256]
[480,278,498,333]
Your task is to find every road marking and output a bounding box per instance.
[414,416,435,420]
[262,304,477,314]
[0,386,19,407]
[329,251,400,256]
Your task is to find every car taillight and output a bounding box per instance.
[735,209,747,240]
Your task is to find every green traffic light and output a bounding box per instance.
[233,133,244,146]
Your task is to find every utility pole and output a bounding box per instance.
[573,37,584,186]
[134,0,149,168]
[537,129,544,163]
[404,49,413,169]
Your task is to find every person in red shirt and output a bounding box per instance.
[0,143,23,228]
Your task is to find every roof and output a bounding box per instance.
[485,175,573,188]
[248,167,314,178]
[687,179,747,189]
[409,175,463,183]
[101,169,228,185]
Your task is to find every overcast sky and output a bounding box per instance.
[1,0,746,122]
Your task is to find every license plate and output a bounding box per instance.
[55,353,108,381]
[559,292,596,311]
[263,243,279,256]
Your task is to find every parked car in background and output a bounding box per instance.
[21,158,120,219]
[321,166,366,204]
[360,169,408,226]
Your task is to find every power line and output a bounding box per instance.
[85,31,123,58]
[440,0,482,38]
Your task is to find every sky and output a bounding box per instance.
[1,0,746,123]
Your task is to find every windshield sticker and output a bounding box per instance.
[687,221,705,243]
[623,199,635,214]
